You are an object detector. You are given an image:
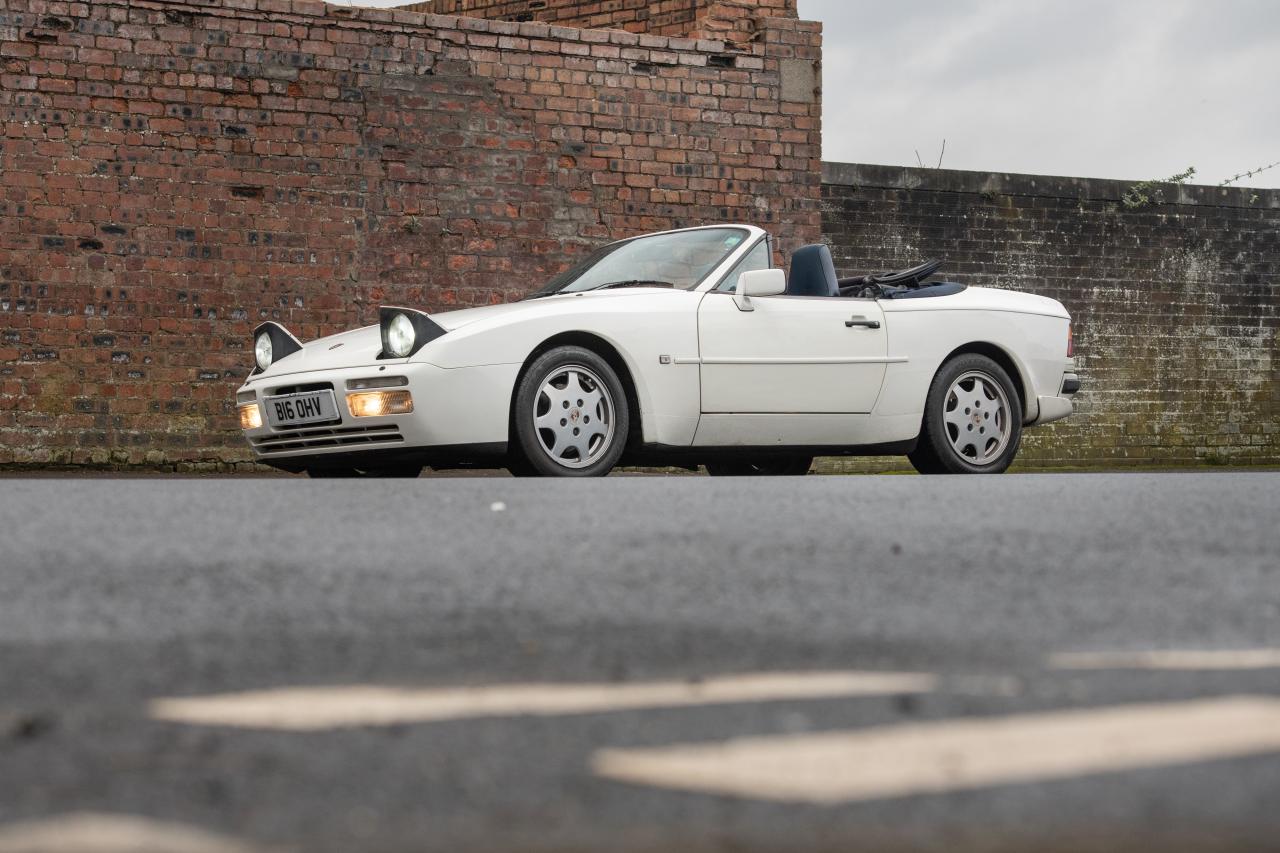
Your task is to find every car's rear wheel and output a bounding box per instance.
[306,466,422,478]
[909,353,1021,475]
[513,346,629,477]
[705,456,813,476]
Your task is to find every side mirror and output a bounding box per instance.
[734,268,785,311]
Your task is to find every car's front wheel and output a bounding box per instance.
[512,346,629,477]
[908,354,1022,475]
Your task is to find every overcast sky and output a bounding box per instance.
[339,0,1279,188]
[799,0,1280,188]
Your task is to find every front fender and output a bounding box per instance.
[411,292,705,445]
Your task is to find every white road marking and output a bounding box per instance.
[149,671,935,731]
[1050,649,1280,670]
[0,813,265,853]
[592,696,1280,804]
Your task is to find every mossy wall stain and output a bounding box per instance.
[821,164,1279,470]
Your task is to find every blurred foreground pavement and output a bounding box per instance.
[1,472,1278,852]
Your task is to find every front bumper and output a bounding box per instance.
[236,360,520,468]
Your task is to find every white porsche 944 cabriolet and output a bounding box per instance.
[236,225,1077,477]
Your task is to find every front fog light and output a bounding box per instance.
[254,332,273,370]
[387,312,416,358]
[347,390,413,418]
[238,402,263,430]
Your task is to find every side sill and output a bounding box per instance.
[623,438,918,467]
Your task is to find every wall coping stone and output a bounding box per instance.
[96,0,752,58]
[822,162,1280,211]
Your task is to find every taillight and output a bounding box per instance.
[1067,323,1074,358]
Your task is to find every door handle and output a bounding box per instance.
[845,316,881,329]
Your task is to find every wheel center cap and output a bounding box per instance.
[569,408,581,424]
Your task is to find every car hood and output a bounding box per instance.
[427,289,671,331]
[249,289,676,380]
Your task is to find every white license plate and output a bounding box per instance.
[264,390,340,427]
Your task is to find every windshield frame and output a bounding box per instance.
[526,225,767,299]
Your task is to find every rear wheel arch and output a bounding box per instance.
[909,351,1023,474]
[938,341,1031,422]
[510,332,643,450]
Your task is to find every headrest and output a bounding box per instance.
[787,244,839,297]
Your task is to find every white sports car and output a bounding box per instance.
[235,225,1077,477]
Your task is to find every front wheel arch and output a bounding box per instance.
[508,333,642,467]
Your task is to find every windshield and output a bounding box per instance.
[527,228,750,298]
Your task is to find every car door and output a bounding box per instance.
[696,292,889,413]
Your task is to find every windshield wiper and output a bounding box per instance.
[587,279,675,291]
[524,279,676,300]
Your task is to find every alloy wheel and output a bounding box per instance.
[533,364,616,469]
[942,370,1012,465]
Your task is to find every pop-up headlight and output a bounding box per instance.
[387,313,416,358]
[254,332,273,371]
[250,322,303,374]
[379,307,446,359]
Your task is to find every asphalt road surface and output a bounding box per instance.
[1,472,1278,852]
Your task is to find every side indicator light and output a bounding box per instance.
[348,390,414,418]
[238,403,263,430]
[1067,323,1074,358]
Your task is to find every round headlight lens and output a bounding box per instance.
[387,313,416,357]
[254,332,273,371]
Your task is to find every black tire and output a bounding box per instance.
[512,346,629,477]
[904,440,946,475]
[705,456,813,476]
[306,466,422,479]
[908,353,1022,475]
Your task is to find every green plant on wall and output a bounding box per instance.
[1122,159,1276,208]
[1122,166,1196,209]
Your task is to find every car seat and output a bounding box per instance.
[787,244,840,297]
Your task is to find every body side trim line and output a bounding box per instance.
[673,356,909,366]
[879,305,1069,320]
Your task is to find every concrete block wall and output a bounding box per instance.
[821,163,1279,469]
[0,0,822,468]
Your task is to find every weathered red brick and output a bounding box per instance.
[0,0,821,470]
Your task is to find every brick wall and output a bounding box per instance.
[0,0,822,469]
[5,0,1272,472]
[822,163,1280,469]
